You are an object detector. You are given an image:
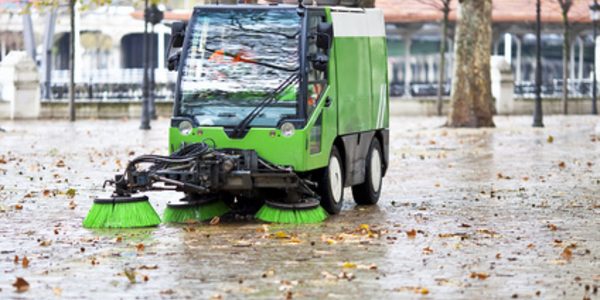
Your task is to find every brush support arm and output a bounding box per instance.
[103,143,314,202]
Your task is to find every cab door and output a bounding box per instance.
[304,9,337,171]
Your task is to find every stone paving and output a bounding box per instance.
[0,115,598,299]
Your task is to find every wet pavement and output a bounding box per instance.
[0,115,599,299]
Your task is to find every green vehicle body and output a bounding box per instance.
[169,5,389,191]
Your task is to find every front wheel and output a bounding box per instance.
[317,146,344,214]
[352,138,383,205]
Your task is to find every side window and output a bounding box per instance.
[307,13,328,116]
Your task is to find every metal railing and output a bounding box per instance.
[46,68,176,101]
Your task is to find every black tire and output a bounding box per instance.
[317,146,344,214]
[352,138,383,205]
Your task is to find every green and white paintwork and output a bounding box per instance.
[170,7,389,172]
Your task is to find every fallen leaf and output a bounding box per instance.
[273,231,290,239]
[39,240,52,247]
[288,237,302,244]
[547,135,554,143]
[160,289,175,295]
[560,247,573,261]
[209,216,220,225]
[423,247,434,255]
[338,271,355,281]
[394,286,429,294]
[547,224,558,231]
[14,204,23,210]
[262,269,275,278]
[470,272,489,280]
[52,287,62,296]
[22,256,29,268]
[56,160,66,168]
[123,268,136,284]
[68,200,77,210]
[342,262,357,269]
[406,229,417,238]
[233,240,253,247]
[136,243,145,252]
[12,277,29,293]
[558,161,566,169]
[321,271,337,280]
[14,255,19,263]
[65,188,76,198]
[256,224,269,233]
[138,265,158,270]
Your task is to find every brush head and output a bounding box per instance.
[255,200,328,224]
[163,200,230,224]
[82,196,161,229]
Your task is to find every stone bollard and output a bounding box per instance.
[0,51,40,120]
[490,56,514,115]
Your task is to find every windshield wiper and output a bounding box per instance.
[231,73,299,138]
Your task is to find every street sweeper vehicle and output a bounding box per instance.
[83,3,389,228]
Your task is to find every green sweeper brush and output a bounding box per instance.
[255,199,328,224]
[163,200,230,223]
[83,196,161,229]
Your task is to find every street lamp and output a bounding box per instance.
[140,2,163,129]
[140,0,151,130]
[146,4,164,120]
[533,0,544,127]
[590,0,600,115]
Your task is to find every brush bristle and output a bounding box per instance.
[82,202,113,228]
[163,200,230,223]
[82,200,161,229]
[163,205,202,223]
[255,205,328,224]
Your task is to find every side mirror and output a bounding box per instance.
[166,22,186,72]
[170,21,187,48]
[311,53,329,72]
[167,51,181,71]
[316,22,333,50]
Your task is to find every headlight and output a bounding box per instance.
[178,120,193,136]
[280,122,295,137]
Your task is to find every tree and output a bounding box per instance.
[446,0,494,127]
[556,0,573,115]
[420,0,452,116]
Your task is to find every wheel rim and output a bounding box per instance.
[329,155,343,203]
[370,147,382,193]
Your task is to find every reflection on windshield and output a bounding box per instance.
[179,8,301,127]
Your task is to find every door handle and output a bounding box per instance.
[324,96,332,107]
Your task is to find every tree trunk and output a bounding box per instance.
[436,4,449,116]
[447,0,495,127]
[561,11,570,115]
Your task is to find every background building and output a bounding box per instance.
[0,0,598,101]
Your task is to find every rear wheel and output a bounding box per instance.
[352,138,383,205]
[318,146,344,214]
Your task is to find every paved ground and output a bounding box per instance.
[0,115,599,299]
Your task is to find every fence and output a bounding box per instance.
[46,69,176,101]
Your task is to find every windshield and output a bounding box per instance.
[179,8,301,127]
